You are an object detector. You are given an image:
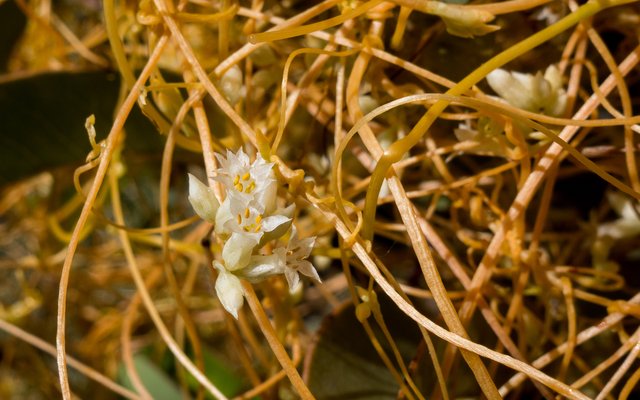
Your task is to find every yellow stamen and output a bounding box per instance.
[244,208,250,218]
[242,172,251,181]
[236,214,242,225]
[234,183,243,191]
[245,182,256,193]
[255,224,262,232]
[233,175,240,185]
[255,215,262,224]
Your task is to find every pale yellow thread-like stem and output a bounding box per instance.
[56,35,171,400]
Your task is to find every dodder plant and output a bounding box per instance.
[1,0,640,399]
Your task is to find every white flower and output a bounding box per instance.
[213,262,244,319]
[225,194,291,240]
[220,196,291,270]
[187,173,219,223]
[241,226,319,292]
[486,65,567,117]
[214,149,277,214]
[192,148,317,317]
[280,227,320,291]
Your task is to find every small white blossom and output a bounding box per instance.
[213,262,245,319]
[214,149,277,214]
[220,196,291,270]
[241,226,319,292]
[226,191,291,236]
[279,226,320,291]
[487,65,567,117]
[187,173,219,223]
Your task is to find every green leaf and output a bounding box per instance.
[117,353,184,400]
[305,295,423,400]
[184,346,248,398]
[0,71,163,187]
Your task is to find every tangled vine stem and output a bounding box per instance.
[55,36,172,399]
[362,0,640,241]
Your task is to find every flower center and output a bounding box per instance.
[233,172,256,194]
[236,207,263,233]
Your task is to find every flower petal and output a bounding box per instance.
[240,253,286,282]
[262,205,295,242]
[262,214,291,232]
[223,232,261,271]
[188,173,219,223]
[259,215,292,245]
[292,236,315,260]
[235,148,250,166]
[487,67,566,117]
[296,260,321,282]
[227,190,255,215]
[257,179,278,214]
[250,157,277,212]
[284,268,300,292]
[544,65,562,91]
[215,268,244,319]
[215,197,234,235]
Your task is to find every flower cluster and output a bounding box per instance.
[486,65,567,117]
[188,149,320,318]
[453,65,567,158]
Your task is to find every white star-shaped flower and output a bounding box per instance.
[279,226,320,291]
[220,194,291,270]
[240,226,319,292]
[214,149,277,214]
